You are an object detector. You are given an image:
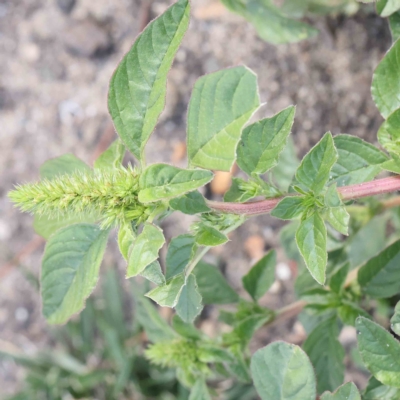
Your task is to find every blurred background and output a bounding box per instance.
[0,0,393,398]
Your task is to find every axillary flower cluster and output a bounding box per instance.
[9,165,152,228]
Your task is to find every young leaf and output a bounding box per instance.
[193,261,239,304]
[141,261,166,286]
[236,106,296,176]
[94,139,125,170]
[331,135,387,186]
[145,274,185,307]
[166,234,197,280]
[390,301,400,336]
[117,222,136,260]
[242,250,276,302]
[320,382,361,400]
[132,289,177,342]
[271,196,305,220]
[127,224,165,278]
[108,0,190,162]
[296,212,327,285]
[303,316,345,393]
[295,132,338,194]
[138,164,213,203]
[377,0,400,17]
[187,66,260,171]
[356,317,400,388]
[41,223,109,324]
[250,341,316,400]
[189,378,212,400]
[324,184,349,235]
[175,274,203,323]
[169,191,210,215]
[358,239,400,298]
[372,39,400,119]
[39,153,90,179]
[221,0,318,45]
[195,224,229,247]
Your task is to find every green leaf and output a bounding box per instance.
[169,191,210,214]
[372,39,400,119]
[195,224,229,247]
[377,0,400,17]
[227,303,274,344]
[94,139,125,170]
[222,0,318,45]
[378,108,400,156]
[270,136,299,192]
[117,222,136,260]
[141,261,166,286]
[356,317,400,388]
[296,132,337,194]
[187,66,260,171]
[193,261,239,304]
[358,239,400,299]
[108,0,190,162]
[346,215,387,269]
[172,315,202,340]
[250,341,316,400]
[390,301,400,335]
[242,250,276,302]
[127,224,165,277]
[41,223,109,324]
[338,300,371,327]
[175,274,203,323]
[34,213,98,240]
[166,234,197,280]
[39,153,90,179]
[389,11,400,42]
[189,378,212,400]
[303,317,345,394]
[320,382,361,400]
[236,106,296,176]
[363,377,400,400]
[329,262,349,294]
[271,196,305,220]
[145,274,185,307]
[132,288,177,342]
[324,184,349,235]
[296,212,327,285]
[138,163,213,203]
[331,134,387,186]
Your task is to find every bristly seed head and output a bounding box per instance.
[9,165,151,228]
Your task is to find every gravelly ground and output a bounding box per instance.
[0,0,392,395]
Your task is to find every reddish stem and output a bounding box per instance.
[207,176,400,215]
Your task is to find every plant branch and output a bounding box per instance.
[268,300,307,328]
[207,176,400,215]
